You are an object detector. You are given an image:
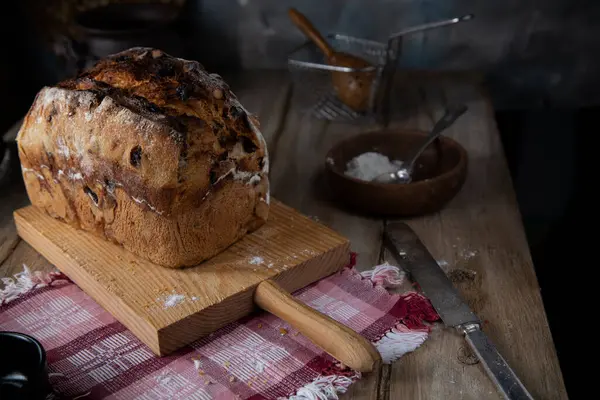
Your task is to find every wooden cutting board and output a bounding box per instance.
[13,200,352,357]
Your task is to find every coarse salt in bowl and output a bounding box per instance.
[324,129,468,216]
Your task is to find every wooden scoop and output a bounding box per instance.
[289,8,375,112]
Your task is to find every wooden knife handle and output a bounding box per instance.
[254,279,381,373]
[288,8,334,59]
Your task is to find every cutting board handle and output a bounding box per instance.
[255,279,381,373]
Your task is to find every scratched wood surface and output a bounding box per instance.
[376,79,569,400]
[0,71,567,399]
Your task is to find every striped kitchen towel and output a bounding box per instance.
[0,254,438,399]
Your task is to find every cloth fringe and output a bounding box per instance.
[3,259,438,400]
[283,373,359,400]
[400,292,440,330]
[359,262,405,288]
[284,263,438,400]
[375,323,430,363]
[0,265,69,305]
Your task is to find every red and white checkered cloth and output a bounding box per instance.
[0,255,438,400]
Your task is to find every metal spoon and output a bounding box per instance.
[372,104,468,184]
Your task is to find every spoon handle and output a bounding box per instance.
[403,105,468,175]
[288,8,334,59]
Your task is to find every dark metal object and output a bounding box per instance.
[72,3,186,69]
[383,222,535,400]
[0,331,51,400]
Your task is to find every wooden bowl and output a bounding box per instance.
[324,129,468,216]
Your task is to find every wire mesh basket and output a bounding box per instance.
[287,14,473,124]
[288,33,400,124]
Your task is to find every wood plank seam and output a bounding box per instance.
[0,236,20,266]
[264,83,294,170]
[377,364,392,400]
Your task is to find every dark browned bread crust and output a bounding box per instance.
[17,47,269,267]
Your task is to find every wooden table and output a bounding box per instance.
[0,72,568,399]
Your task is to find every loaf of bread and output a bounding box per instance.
[17,47,269,268]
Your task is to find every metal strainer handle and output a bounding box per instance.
[388,14,474,40]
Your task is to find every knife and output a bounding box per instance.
[383,222,534,400]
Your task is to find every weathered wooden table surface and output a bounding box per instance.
[0,71,567,399]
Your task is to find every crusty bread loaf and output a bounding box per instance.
[16,47,269,268]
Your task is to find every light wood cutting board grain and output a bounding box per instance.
[14,199,351,356]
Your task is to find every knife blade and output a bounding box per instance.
[383,222,534,400]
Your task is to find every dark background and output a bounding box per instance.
[1,1,593,397]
